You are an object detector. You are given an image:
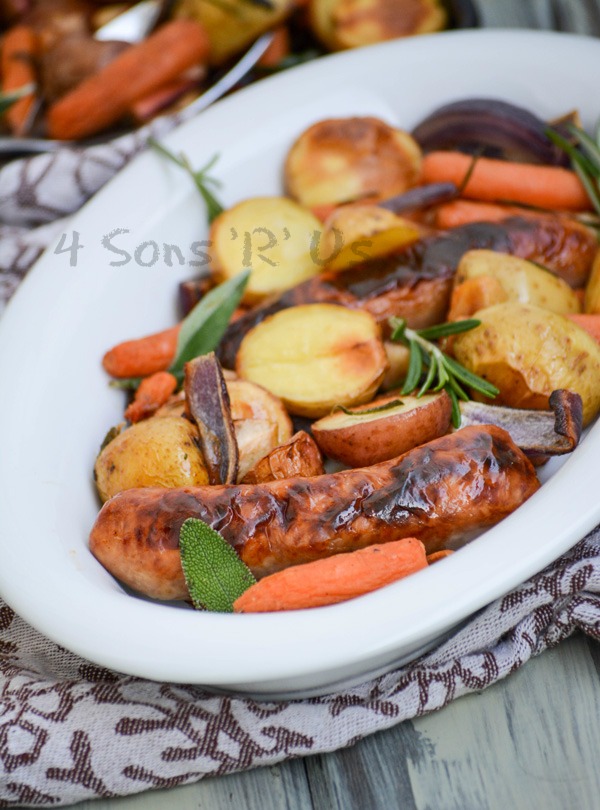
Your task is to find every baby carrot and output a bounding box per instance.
[47,20,210,140]
[422,151,591,212]
[434,200,525,229]
[233,537,427,613]
[2,25,38,135]
[568,314,600,343]
[124,371,177,423]
[102,324,180,379]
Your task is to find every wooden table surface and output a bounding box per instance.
[68,2,600,808]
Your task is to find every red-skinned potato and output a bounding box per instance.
[242,431,324,484]
[312,390,452,467]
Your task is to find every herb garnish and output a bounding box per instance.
[546,123,600,215]
[111,270,250,390]
[179,518,256,612]
[149,138,225,223]
[390,317,500,428]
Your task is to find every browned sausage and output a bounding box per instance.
[216,217,597,368]
[89,426,540,601]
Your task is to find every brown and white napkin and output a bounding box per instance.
[1,128,600,808]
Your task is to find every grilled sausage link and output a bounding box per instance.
[89,426,540,601]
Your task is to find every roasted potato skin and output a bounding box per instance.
[236,303,388,417]
[174,0,293,64]
[455,250,581,314]
[242,431,325,484]
[227,379,293,445]
[452,303,600,425]
[312,391,452,467]
[94,416,209,503]
[285,117,422,208]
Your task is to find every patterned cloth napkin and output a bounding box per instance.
[1,131,600,808]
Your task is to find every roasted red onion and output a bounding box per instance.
[412,98,570,166]
[379,182,458,213]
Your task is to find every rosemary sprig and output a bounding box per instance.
[149,138,225,223]
[546,123,600,215]
[389,317,500,428]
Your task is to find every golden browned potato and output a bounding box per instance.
[312,391,452,466]
[94,416,209,503]
[209,197,322,305]
[285,117,422,208]
[227,379,293,445]
[584,251,600,313]
[234,418,279,482]
[380,340,411,390]
[320,204,420,271]
[174,0,294,64]
[325,0,447,50]
[236,303,388,417]
[242,431,325,484]
[452,303,600,425]
[456,250,581,314]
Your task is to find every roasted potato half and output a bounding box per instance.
[94,416,209,503]
[174,0,294,64]
[312,391,452,467]
[380,340,411,391]
[310,0,446,50]
[227,379,293,445]
[584,250,600,313]
[242,431,325,484]
[234,418,279,483]
[455,250,581,315]
[209,196,322,305]
[236,303,388,417]
[320,204,420,271]
[452,303,600,426]
[285,117,422,209]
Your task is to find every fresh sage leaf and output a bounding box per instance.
[179,518,256,612]
[169,270,250,377]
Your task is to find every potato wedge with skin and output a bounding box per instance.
[456,250,581,314]
[234,418,279,483]
[380,340,411,391]
[584,251,600,313]
[320,205,421,271]
[209,197,322,305]
[174,0,293,65]
[94,416,208,503]
[242,431,325,484]
[285,117,422,209]
[452,303,600,426]
[312,391,452,467]
[236,303,388,417]
[331,0,447,49]
[227,379,293,445]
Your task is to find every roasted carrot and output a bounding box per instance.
[233,537,427,613]
[434,200,528,229]
[422,151,591,212]
[47,20,210,140]
[258,25,290,68]
[124,371,178,423]
[426,550,454,564]
[447,276,508,321]
[102,324,180,379]
[2,25,38,135]
[568,314,600,343]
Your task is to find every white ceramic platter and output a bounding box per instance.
[0,30,599,698]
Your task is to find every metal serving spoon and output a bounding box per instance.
[0,17,274,156]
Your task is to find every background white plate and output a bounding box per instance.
[0,29,599,698]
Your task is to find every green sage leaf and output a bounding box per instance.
[179,518,256,612]
[169,270,250,377]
